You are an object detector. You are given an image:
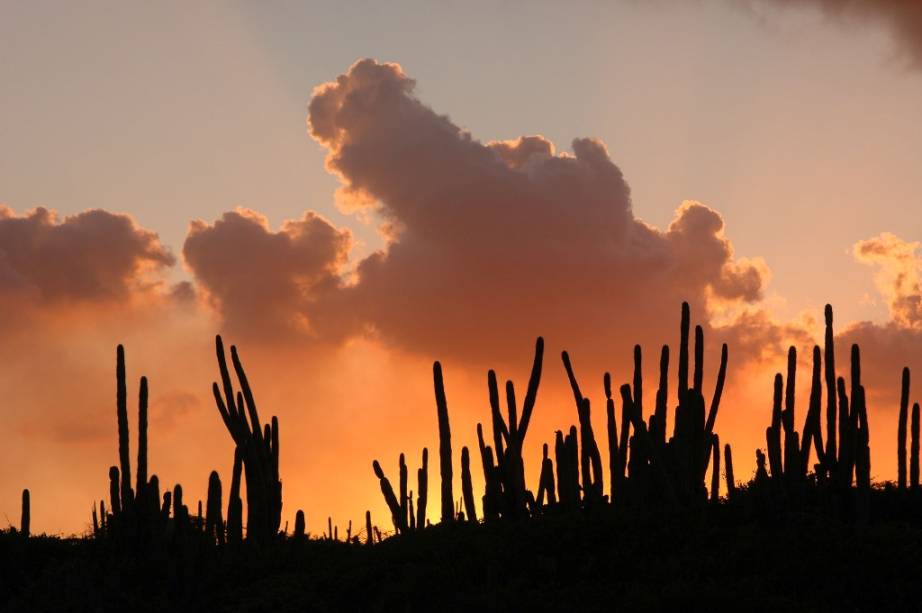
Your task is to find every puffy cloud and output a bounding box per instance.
[182,208,352,340]
[853,233,922,329]
[755,0,922,69]
[837,233,922,405]
[0,205,174,309]
[303,59,769,367]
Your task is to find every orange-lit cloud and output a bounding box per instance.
[183,208,352,341]
[837,233,922,406]
[0,205,174,311]
[299,59,771,369]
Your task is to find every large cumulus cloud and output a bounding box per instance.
[287,59,770,366]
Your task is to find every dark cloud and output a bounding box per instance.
[302,59,770,366]
[182,208,352,340]
[757,0,922,69]
[0,206,174,307]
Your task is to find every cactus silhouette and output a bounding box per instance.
[211,335,282,544]
[433,362,454,524]
[13,297,921,612]
[20,489,30,538]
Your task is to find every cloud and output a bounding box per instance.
[0,205,174,310]
[837,233,922,405]
[298,59,772,367]
[853,232,922,329]
[754,0,922,69]
[182,208,352,340]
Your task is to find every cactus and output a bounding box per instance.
[678,301,690,400]
[605,373,620,502]
[365,510,373,545]
[212,336,282,544]
[767,374,783,481]
[913,402,920,489]
[710,436,720,502]
[109,466,121,516]
[824,304,838,468]
[116,345,133,510]
[724,444,736,498]
[294,510,305,538]
[399,453,408,530]
[433,361,454,524]
[461,446,477,522]
[136,376,148,499]
[800,346,825,474]
[205,470,224,545]
[899,367,910,489]
[227,446,244,543]
[373,459,406,534]
[480,337,544,518]
[417,448,428,530]
[561,351,604,503]
[21,489,30,537]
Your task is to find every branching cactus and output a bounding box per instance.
[212,336,282,544]
[372,459,405,534]
[481,337,544,519]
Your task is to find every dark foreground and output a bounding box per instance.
[4,491,922,613]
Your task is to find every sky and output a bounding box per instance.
[1,0,921,535]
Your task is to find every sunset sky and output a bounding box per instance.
[1,0,921,535]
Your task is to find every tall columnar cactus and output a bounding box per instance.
[227,446,244,544]
[433,362,454,524]
[899,367,910,489]
[116,345,133,510]
[21,489,30,537]
[106,344,156,539]
[766,374,784,481]
[461,446,477,522]
[724,444,736,498]
[399,453,408,530]
[710,436,720,503]
[212,336,282,544]
[109,466,121,516]
[205,470,224,545]
[912,402,920,489]
[294,510,305,539]
[136,376,148,500]
[824,305,838,468]
[365,510,373,545]
[604,373,620,502]
[416,448,428,530]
